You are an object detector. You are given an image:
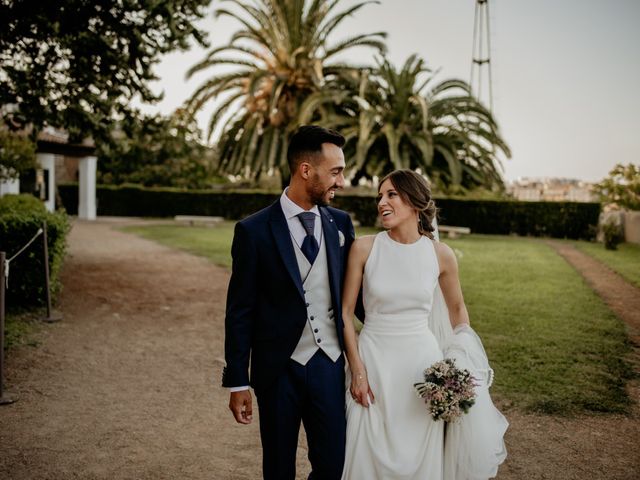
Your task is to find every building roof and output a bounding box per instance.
[36,127,96,157]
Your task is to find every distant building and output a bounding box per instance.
[507,178,596,203]
[0,126,97,219]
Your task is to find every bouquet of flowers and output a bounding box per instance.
[414,358,476,422]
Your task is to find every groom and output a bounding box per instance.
[222,125,356,479]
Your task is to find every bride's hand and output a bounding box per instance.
[350,370,375,407]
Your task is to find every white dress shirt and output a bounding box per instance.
[280,187,323,250]
[228,189,323,392]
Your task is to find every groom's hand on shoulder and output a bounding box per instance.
[229,390,253,424]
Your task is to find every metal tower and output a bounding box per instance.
[470,0,493,111]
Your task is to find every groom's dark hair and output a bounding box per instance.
[287,125,345,173]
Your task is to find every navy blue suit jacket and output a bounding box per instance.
[222,200,356,392]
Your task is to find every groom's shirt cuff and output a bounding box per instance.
[229,386,250,392]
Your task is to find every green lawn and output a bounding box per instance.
[123,224,633,415]
[572,241,640,288]
[444,235,632,415]
[123,222,237,267]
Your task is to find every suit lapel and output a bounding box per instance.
[269,201,305,300]
[320,207,341,308]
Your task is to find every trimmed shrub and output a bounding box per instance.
[58,183,280,219]
[0,194,70,310]
[57,184,600,239]
[431,198,600,240]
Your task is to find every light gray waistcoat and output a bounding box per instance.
[290,237,341,365]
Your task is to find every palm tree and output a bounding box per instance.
[428,78,510,191]
[330,55,510,191]
[185,0,385,183]
[329,55,432,183]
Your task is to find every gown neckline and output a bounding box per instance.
[383,230,426,247]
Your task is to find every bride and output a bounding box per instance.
[341,169,508,479]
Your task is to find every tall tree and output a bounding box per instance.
[428,78,510,192]
[185,0,385,183]
[592,163,640,211]
[0,0,211,142]
[331,55,510,191]
[97,110,218,189]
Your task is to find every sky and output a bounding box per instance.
[142,0,640,183]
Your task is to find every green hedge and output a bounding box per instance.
[431,198,600,239]
[0,194,70,310]
[58,183,280,219]
[58,184,600,239]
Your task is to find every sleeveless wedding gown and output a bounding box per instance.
[342,231,508,480]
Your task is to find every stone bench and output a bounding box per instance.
[439,225,471,239]
[174,215,224,226]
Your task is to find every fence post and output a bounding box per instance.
[1,251,16,405]
[42,221,62,323]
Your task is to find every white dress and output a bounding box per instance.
[342,231,508,480]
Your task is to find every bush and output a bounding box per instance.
[602,221,624,250]
[0,194,70,310]
[57,184,600,240]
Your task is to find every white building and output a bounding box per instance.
[507,177,596,203]
[0,128,97,219]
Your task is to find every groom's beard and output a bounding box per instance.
[309,176,338,206]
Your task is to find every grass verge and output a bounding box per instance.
[4,310,42,350]
[123,224,632,415]
[572,241,640,288]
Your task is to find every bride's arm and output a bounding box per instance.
[433,245,508,478]
[434,242,471,330]
[342,236,375,406]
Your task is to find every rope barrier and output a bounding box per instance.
[0,250,13,405]
[4,228,44,288]
[1,222,58,404]
[7,228,43,263]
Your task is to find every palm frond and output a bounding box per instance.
[317,1,381,41]
[324,33,387,60]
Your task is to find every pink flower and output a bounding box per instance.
[413,358,476,422]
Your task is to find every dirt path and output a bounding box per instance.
[0,219,274,479]
[1,221,638,479]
